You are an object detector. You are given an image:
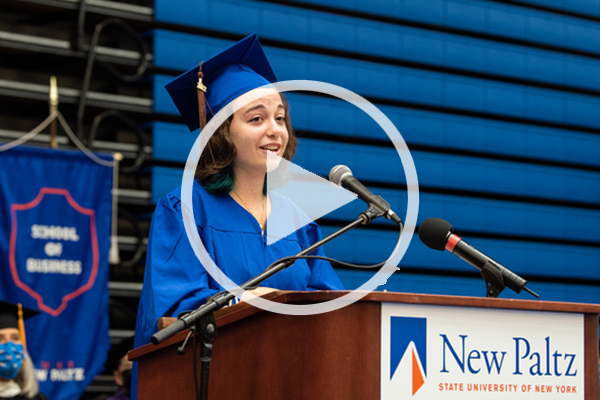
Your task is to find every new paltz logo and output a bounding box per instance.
[390,317,427,396]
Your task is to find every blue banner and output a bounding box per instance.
[0,145,112,400]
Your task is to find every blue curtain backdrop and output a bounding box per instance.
[0,145,112,400]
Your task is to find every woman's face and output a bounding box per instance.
[229,90,289,176]
[0,328,23,382]
[0,328,20,345]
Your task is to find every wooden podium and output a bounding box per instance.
[129,291,600,399]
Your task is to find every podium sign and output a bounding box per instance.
[382,304,584,399]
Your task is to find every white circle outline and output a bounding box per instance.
[181,80,419,315]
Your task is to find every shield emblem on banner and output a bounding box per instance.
[9,188,99,316]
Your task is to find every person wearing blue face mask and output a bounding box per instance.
[0,300,47,400]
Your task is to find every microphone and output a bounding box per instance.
[329,165,402,226]
[418,217,539,298]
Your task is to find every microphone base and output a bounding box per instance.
[481,260,506,298]
[480,260,539,299]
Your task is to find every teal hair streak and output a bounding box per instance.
[201,164,235,194]
[202,165,268,195]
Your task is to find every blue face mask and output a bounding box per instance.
[0,342,25,380]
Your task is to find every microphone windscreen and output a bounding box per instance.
[329,165,352,186]
[418,218,453,251]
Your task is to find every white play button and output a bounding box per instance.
[265,150,357,245]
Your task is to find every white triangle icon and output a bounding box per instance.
[265,151,357,245]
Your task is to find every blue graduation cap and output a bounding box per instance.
[165,34,277,132]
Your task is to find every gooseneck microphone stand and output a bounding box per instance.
[151,206,395,400]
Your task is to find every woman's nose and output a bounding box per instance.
[266,118,285,137]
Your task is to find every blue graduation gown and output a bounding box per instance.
[134,181,343,347]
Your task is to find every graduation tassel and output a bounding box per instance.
[197,61,218,167]
[197,61,207,131]
[17,304,27,353]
